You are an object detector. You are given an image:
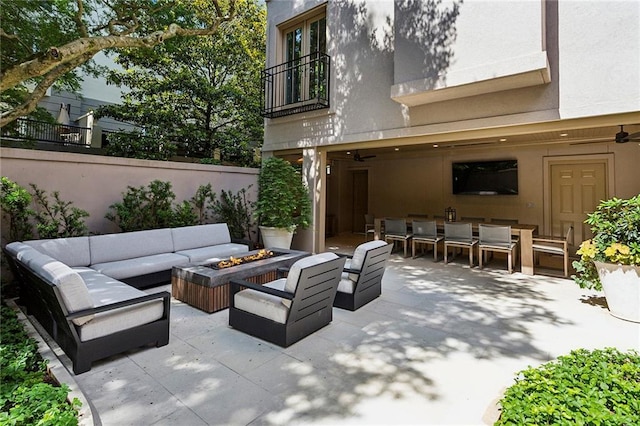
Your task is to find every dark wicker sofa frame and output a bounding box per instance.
[4,248,171,374]
[334,242,393,311]
[228,256,345,347]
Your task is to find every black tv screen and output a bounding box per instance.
[452,160,518,195]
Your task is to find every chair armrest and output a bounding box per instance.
[343,267,361,275]
[276,267,289,279]
[532,236,566,244]
[336,253,353,260]
[67,291,170,319]
[230,279,294,300]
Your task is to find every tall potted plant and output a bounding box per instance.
[255,157,312,249]
[572,195,640,322]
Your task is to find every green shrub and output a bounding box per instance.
[106,180,199,232]
[0,177,33,243]
[497,348,640,425]
[30,184,89,239]
[0,303,80,425]
[213,186,255,241]
[191,183,216,225]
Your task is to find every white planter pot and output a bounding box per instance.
[259,226,294,250]
[594,261,640,323]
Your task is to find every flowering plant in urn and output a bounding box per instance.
[572,195,640,291]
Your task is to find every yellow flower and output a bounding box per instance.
[577,240,597,258]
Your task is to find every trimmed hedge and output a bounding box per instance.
[497,348,640,425]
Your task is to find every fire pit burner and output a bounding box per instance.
[209,249,281,270]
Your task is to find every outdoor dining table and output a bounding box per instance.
[374,218,538,275]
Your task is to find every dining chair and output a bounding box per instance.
[364,214,375,240]
[532,226,573,277]
[478,224,518,273]
[384,218,412,257]
[411,220,443,260]
[444,222,478,266]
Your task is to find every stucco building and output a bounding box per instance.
[260,0,640,255]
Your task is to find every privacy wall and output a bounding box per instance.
[1,148,259,239]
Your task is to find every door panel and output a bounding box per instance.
[550,162,606,246]
[352,170,368,233]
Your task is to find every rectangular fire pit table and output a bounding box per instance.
[171,249,310,313]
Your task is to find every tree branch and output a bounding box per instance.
[1,12,235,93]
[0,52,95,127]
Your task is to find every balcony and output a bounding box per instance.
[261,52,330,119]
[1,118,91,147]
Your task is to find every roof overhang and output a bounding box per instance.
[391,51,551,107]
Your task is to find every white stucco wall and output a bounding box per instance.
[558,0,640,118]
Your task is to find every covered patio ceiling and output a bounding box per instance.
[325,121,640,162]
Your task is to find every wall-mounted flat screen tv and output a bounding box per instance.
[452,160,518,195]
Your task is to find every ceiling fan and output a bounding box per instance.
[353,150,376,162]
[615,125,640,143]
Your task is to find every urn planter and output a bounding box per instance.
[594,261,640,323]
[260,226,295,249]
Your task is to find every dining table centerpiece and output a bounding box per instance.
[572,195,640,322]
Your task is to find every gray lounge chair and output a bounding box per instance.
[334,240,393,311]
[229,253,345,347]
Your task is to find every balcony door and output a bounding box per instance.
[283,13,326,106]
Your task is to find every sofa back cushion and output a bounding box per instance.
[89,228,174,265]
[24,236,90,267]
[4,242,34,261]
[171,223,231,251]
[20,249,94,325]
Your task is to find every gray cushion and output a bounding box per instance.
[4,242,34,261]
[284,252,339,294]
[19,249,94,325]
[90,253,189,280]
[75,269,164,342]
[175,243,249,264]
[349,240,388,281]
[171,223,232,251]
[89,228,175,264]
[338,273,356,294]
[234,279,289,324]
[24,236,90,267]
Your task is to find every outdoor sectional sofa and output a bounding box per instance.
[3,223,249,374]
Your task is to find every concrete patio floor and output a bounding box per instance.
[61,243,639,425]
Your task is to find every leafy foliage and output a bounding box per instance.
[0,303,81,425]
[255,157,312,231]
[213,186,255,241]
[106,180,198,232]
[497,348,640,425]
[104,130,177,161]
[97,0,265,166]
[1,0,238,127]
[572,195,640,290]
[30,184,89,239]
[191,184,217,225]
[0,177,33,243]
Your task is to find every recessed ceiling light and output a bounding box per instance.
[433,144,439,148]
[346,151,351,155]
[560,133,568,137]
[394,147,400,151]
[499,138,507,142]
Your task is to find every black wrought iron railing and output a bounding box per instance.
[261,52,330,119]
[1,117,91,146]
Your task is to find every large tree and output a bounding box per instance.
[97,0,265,165]
[0,0,237,128]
